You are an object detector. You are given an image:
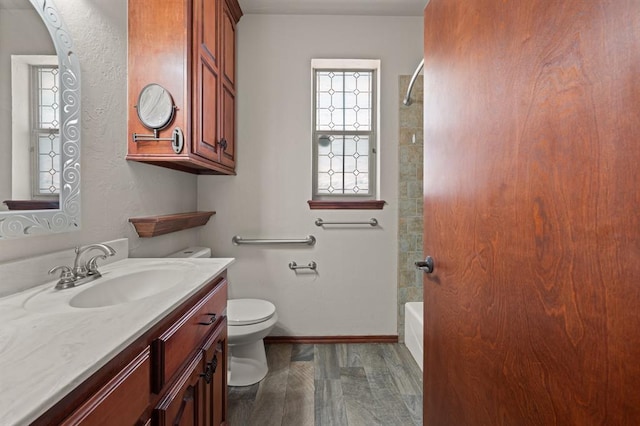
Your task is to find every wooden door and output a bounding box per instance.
[422,1,640,425]
[192,0,220,162]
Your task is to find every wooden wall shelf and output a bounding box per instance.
[129,211,215,238]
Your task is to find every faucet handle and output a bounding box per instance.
[86,254,107,277]
[49,265,76,290]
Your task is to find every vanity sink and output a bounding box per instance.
[21,259,210,313]
[69,269,183,308]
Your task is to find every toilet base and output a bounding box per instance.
[228,339,268,386]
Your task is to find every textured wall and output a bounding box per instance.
[198,14,423,336]
[0,0,199,270]
[398,75,424,342]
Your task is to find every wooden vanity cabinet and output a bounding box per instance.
[154,320,228,426]
[35,274,229,426]
[126,0,242,175]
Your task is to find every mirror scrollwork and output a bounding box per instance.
[0,0,80,238]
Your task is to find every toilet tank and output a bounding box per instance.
[168,247,211,258]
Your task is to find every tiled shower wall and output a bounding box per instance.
[398,75,424,342]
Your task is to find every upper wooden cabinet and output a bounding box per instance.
[127,0,242,175]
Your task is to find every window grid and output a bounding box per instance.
[313,68,376,198]
[32,65,61,196]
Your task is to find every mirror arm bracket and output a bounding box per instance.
[132,127,184,154]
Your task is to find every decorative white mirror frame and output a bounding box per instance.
[0,0,81,239]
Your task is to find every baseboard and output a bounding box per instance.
[264,335,398,344]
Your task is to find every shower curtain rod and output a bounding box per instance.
[403,58,424,106]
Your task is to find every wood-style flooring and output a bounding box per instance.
[228,343,423,426]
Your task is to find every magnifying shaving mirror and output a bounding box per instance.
[136,83,175,131]
[133,83,183,154]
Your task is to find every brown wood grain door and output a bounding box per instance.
[192,0,220,162]
[422,1,640,425]
[219,1,238,170]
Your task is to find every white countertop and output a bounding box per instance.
[0,257,234,426]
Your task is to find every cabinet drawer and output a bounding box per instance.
[153,278,227,392]
[61,347,151,425]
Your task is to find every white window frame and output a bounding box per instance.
[311,59,381,201]
[11,55,60,199]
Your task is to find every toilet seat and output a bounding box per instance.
[228,299,276,326]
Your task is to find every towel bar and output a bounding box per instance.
[289,261,317,271]
[315,218,378,227]
[232,235,316,246]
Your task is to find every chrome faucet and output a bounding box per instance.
[49,244,116,290]
[72,244,116,279]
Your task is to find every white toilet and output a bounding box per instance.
[227,298,277,386]
[169,247,278,387]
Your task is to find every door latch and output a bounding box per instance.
[415,256,435,274]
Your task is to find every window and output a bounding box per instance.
[32,65,61,196]
[311,59,382,208]
[11,55,60,199]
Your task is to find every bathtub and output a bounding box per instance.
[404,302,423,371]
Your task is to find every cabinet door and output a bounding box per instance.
[192,0,220,163]
[202,320,228,426]
[153,353,205,426]
[218,0,237,170]
[61,348,151,426]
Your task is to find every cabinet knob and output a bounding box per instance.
[219,138,228,150]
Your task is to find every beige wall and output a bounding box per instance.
[0,4,425,337]
[0,0,199,266]
[198,14,423,336]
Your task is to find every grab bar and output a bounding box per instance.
[232,235,316,246]
[315,218,378,227]
[289,261,317,271]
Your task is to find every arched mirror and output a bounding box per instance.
[0,0,80,238]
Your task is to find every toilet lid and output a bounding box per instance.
[227,299,276,326]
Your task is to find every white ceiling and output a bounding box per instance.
[237,0,427,16]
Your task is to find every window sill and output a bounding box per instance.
[307,200,386,210]
[3,199,59,210]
